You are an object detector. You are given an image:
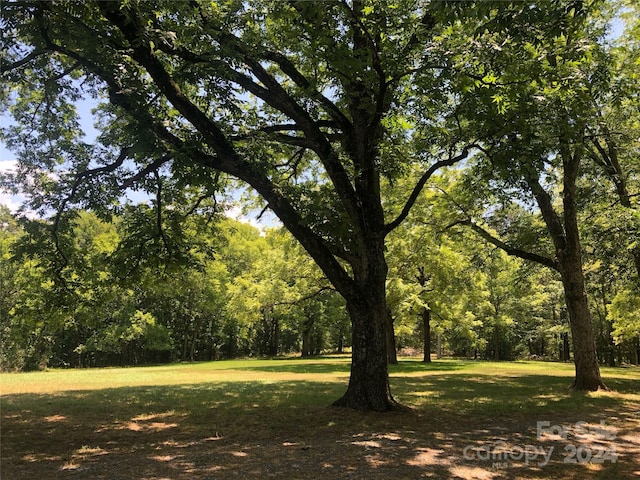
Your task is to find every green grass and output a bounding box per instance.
[2,358,639,480]
[393,359,640,414]
[2,357,638,415]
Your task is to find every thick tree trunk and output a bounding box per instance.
[559,259,604,390]
[332,236,400,411]
[332,296,400,411]
[301,329,311,357]
[558,146,606,391]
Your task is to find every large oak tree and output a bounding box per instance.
[1,0,479,410]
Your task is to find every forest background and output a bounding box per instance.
[1,174,638,371]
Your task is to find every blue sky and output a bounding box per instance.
[0,96,99,212]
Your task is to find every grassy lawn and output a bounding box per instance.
[1,357,638,479]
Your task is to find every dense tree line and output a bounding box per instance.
[1,193,637,371]
[0,208,349,370]
[1,0,638,409]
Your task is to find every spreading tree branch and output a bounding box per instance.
[0,49,46,72]
[96,3,362,298]
[273,285,335,307]
[120,155,171,190]
[384,145,475,234]
[448,219,559,271]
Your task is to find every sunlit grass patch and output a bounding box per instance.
[0,356,352,395]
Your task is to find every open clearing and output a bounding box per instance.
[1,357,639,479]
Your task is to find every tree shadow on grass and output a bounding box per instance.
[232,357,470,375]
[394,373,640,415]
[1,373,638,479]
[232,360,353,375]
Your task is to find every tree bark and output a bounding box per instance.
[416,267,432,363]
[562,332,571,362]
[301,328,311,357]
[422,308,431,363]
[560,146,605,391]
[332,296,399,411]
[558,255,604,389]
[270,316,279,357]
[332,237,400,411]
[336,329,344,354]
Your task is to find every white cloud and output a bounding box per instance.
[0,160,22,212]
[0,159,17,173]
[0,194,22,213]
[225,204,264,230]
[225,204,280,232]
